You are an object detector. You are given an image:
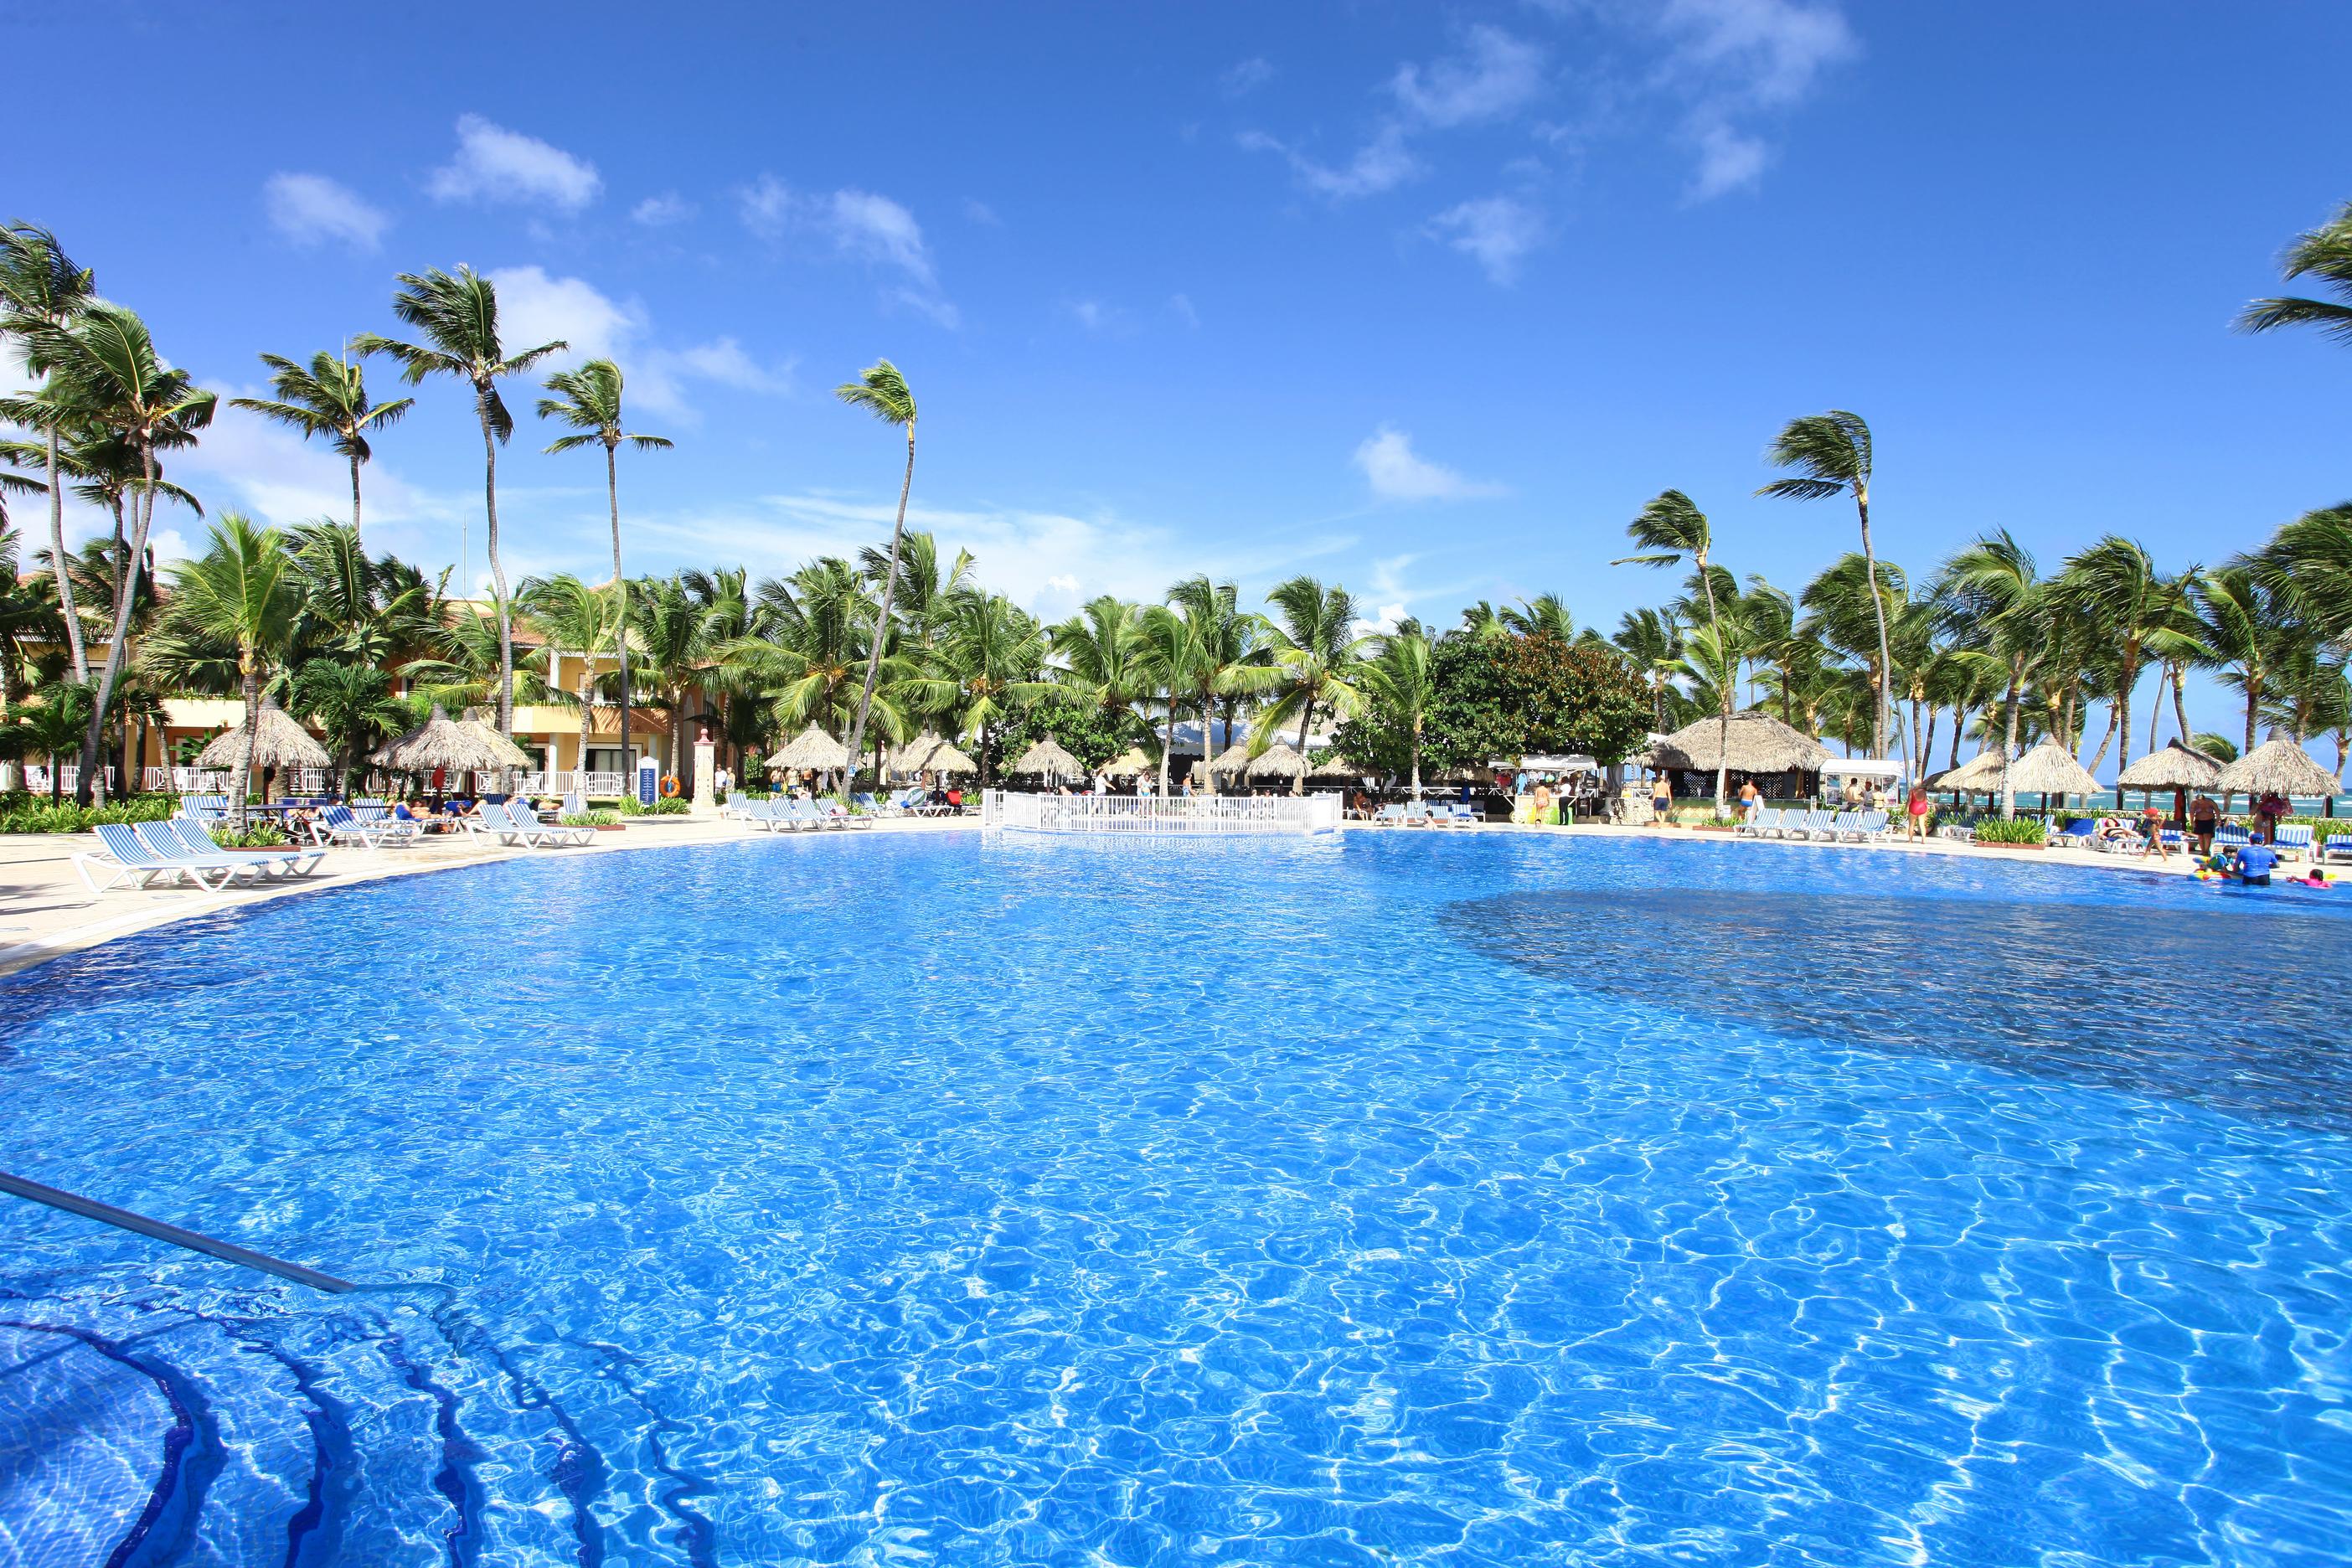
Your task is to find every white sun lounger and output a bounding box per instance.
[159,818,323,879]
[75,822,260,894]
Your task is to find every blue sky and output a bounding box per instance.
[14,2,2352,757]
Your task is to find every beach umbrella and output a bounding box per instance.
[886,730,947,775]
[1648,711,1829,776]
[766,724,851,774]
[922,737,978,776]
[1011,735,1085,781]
[372,704,528,776]
[2218,736,2340,800]
[1207,740,1256,776]
[2004,736,2102,806]
[195,694,330,771]
[1246,740,1309,778]
[2117,740,2226,822]
[1102,745,1155,776]
[455,707,534,769]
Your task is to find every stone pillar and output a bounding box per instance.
[693,730,716,812]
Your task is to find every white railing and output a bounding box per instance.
[20,766,116,794]
[983,790,1341,836]
[511,770,628,797]
[143,766,332,795]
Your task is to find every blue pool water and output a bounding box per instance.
[3,831,2349,1565]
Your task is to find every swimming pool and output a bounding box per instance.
[3,832,2348,1565]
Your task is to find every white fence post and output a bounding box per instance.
[979,790,1339,836]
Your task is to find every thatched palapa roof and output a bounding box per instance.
[371,705,528,773]
[1648,711,1828,775]
[1102,745,1156,776]
[1246,740,1308,778]
[1010,735,1085,781]
[1933,749,2009,792]
[2004,736,2102,797]
[456,708,534,769]
[889,731,981,777]
[2116,740,2226,791]
[195,696,330,770]
[766,724,850,772]
[2219,737,2340,797]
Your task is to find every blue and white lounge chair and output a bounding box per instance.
[2273,823,2315,863]
[819,800,872,830]
[2321,831,2352,865]
[1736,808,1781,838]
[75,822,260,893]
[505,799,595,846]
[1789,809,1835,841]
[160,818,323,879]
[2052,818,2097,849]
[311,802,420,849]
[178,793,230,828]
[2215,823,2251,849]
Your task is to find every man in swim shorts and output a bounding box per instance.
[2235,833,2278,887]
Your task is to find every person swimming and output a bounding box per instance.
[2233,833,2278,887]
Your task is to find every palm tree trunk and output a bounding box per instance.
[44,420,87,685]
[1695,562,1730,814]
[229,660,260,833]
[1292,697,1313,796]
[2000,671,2023,821]
[1854,490,1903,783]
[0,652,16,793]
[479,393,513,738]
[842,426,916,794]
[2243,678,2260,754]
[349,451,364,549]
[2171,665,2191,747]
[1410,716,1423,800]
[75,436,160,806]
[579,669,594,790]
[2113,653,2136,779]
[606,444,634,785]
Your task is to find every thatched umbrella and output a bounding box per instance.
[922,737,977,776]
[2219,737,2339,802]
[195,696,330,771]
[1246,740,1308,779]
[1934,749,2009,795]
[886,730,946,775]
[1649,711,1828,776]
[2117,740,2226,823]
[372,705,527,787]
[1207,740,1256,776]
[1102,745,1155,776]
[2005,736,2102,807]
[456,707,533,769]
[1011,735,1085,781]
[766,724,850,775]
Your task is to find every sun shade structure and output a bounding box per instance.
[2004,737,2103,798]
[2218,737,2341,797]
[1101,745,1156,776]
[1010,735,1085,781]
[887,731,949,773]
[1932,750,2009,792]
[372,705,528,774]
[1244,740,1309,778]
[918,737,977,776]
[456,707,534,769]
[766,724,851,773]
[2116,740,2226,792]
[194,696,330,770]
[1207,741,1256,776]
[1648,711,1828,775]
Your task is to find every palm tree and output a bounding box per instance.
[1355,629,1436,798]
[290,657,408,798]
[1933,531,2046,819]
[1165,575,1257,795]
[2055,536,2164,778]
[859,531,974,651]
[833,359,918,790]
[2238,200,2352,346]
[157,514,301,831]
[8,679,91,802]
[934,593,1050,789]
[355,266,567,738]
[2257,503,2352,647]
[1759,410,1904,779]
[36,303,217,802]
[1458,601,1510,639]
[630,575,717,787]
[228,348,414,545]
[1612,606,1684,731]
[0,222,98,684]
[1617,490,1732,812]
[521,573,626,785]
[538,358,671,778]
[1254,575,1370,793]
[2195,565,2293,756]
[1501,593,1576,640]
[1050,595,1154,775]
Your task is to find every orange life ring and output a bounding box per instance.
[660,775,682,798]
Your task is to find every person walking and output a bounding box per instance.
[1737,778,1761,824]
[1905,783,1930,841]
[2138,801,2169,861]
[1650,774,1673,825]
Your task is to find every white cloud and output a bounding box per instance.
[631,193,696,226]
[659,337,793,395]
[1426,195,1545,283]
[962,198,1002,226]
[1688,122,1772,199]
[427,115,602,210]
[1222,57,1276,95]
[633,493,1353,625]
[1067,299,1127,337]
[740,177,957,324]
[1239,125,1423,201]
[1353,426,1507,503]
[1390,25,1546,127]
[262,173,389,250]
[477,268,788,420]
[1168,293,1199,329]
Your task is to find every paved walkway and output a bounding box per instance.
[0,811,2205,981]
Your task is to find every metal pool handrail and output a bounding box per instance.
[0,1168,357,1295]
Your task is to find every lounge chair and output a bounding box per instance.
[311,802,420,849]
[178,793,230,828]
[2215,823,2251,850]
[1787,809,1834,841]
[1849,810,1890,841]
[1737,808,1782,838]
[2052,818,2097,849]
[505,799,596,847]
[2321,832,2352,866]
[1372,803,1406,825]
[2273,823,2315,863]
[819,800,873,830]
[1401,801,1430,827]
[721,791,750,819]
[160,818,323,879]
[75,822,261,894]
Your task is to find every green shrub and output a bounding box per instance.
[0,795,178,834]
[1971,817,2046,845]
[209,823,290,848]
[561,810,619,827]
[616,794,692,817]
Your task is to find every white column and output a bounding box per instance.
[693,735,716,811]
